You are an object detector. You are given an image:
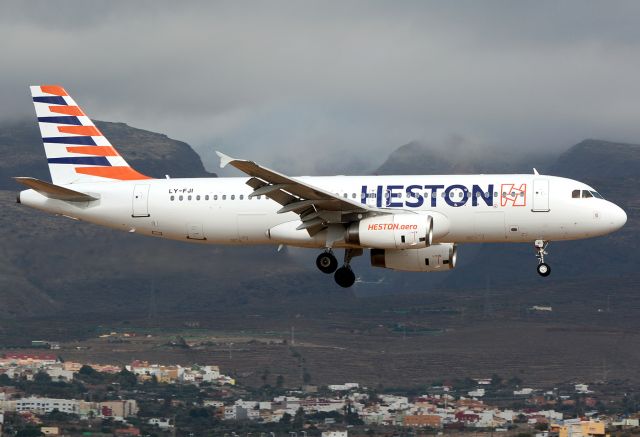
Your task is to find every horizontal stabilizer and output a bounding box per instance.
[14,177,99,202]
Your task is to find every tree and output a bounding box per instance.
[78,365,99,377]
[0,373,12,386]
[16,427,43,437]
[116,368,137,388]
[293,407,305,428]
[302,369,311,385]
[280,412,292,424]
[261,368,270,385]
[34,372,52,384]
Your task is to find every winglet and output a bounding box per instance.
[533,168,540,175]
[216,151,234,169]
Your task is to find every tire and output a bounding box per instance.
[334,266,356,288]
[537,263,551,277]
[316,252,338,274]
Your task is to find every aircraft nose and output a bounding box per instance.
[608,203,627,231]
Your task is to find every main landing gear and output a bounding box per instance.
[316,249,361,288]
[534,239,551,277]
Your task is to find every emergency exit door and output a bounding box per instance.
[132,184,150,217]
[532,179,550,212]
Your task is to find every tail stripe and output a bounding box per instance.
[48,157,111,166]
[38,116,82,125]
[76,167,151,180]
[66,146,118,156]
[48,105,84,116]
[40,85,68,96]
[31,84,152,183]
[33,96,67,105]
[43,136,97,145]
[58,126,101,136]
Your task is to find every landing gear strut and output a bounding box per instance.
[333,248,362,288]
[534,240,551,277]
[316,251,338,274]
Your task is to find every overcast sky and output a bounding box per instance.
[2,1,640,174]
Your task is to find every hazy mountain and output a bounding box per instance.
[0,118,637,322]
[0,119,215,190]
[375,140,558,175]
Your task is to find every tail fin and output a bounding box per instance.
[30,85,151,185]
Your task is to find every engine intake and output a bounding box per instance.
[370,243,457,272]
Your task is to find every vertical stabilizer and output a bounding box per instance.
[30,85,151,185]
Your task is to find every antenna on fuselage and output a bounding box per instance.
[533,168,540,175]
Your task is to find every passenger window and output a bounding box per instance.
[179,195,183,201]
[222,195,226,200]
[572,190,580,198]
[187,195,192,201]
[352,193,356,199]
[170,195,175,201]
[205,195,209,200]
[582,190,593,198]
[257,195,261,200]
[231,195,235,200]
[214,195,218,200]
[240,195,244,200]
[196,195,200,201]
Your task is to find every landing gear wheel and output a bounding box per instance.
[537,262,551,277]
[334,266,356,288]
[316,252,338,274]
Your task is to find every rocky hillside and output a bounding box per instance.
[0,119,638,321]
[0,119,215,190]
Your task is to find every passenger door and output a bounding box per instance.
[532,179,550,212]
[132,185,150,217]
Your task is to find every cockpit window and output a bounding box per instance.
[590,190,604,199]
[572,190,581,198]
[581,190,593,198]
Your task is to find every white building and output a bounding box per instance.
[148,418,173,429]
[15,397,79,414]
[514,388,534,396]
[322,432,348,437]
[328,383,359,391]
[468,388,485,398]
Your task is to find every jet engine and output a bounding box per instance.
[370,243,457,272]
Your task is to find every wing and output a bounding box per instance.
[216,152,383,235]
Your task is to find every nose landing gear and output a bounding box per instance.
[534,240,551,277]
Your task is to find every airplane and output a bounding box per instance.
[15,85,628,288]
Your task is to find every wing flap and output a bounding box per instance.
[216,151,370,217]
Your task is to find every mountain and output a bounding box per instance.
[0,119,215,190]
[375,140,557,175]
[0,120,638,321]
[373,139,640,292]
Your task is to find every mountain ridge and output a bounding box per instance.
[0,120,637,321]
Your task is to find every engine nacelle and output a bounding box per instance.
[345,214,433,249]
[370,243,457,272]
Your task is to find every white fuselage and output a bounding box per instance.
[18,174,627,248]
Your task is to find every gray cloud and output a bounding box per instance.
[2,1,640,174]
